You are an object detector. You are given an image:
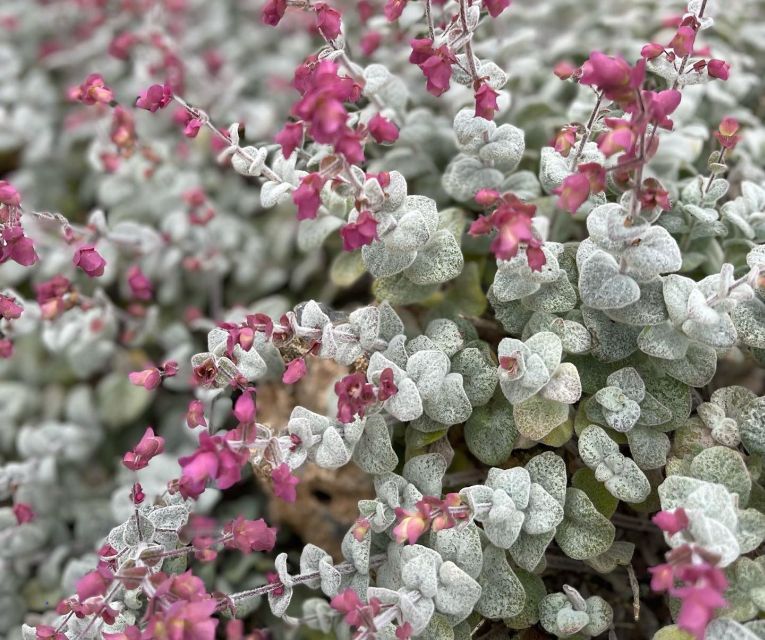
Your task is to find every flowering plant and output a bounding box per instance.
[1,0,765,639]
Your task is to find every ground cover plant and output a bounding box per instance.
[1,0,765,638]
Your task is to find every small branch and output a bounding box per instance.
[569,91,604,170]
[626,564,641,621]
[458,0,480,83]
[424,0,435,41]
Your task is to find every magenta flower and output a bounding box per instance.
[708,59,730,80]
[108,32,138,60]
[335,371,377,423]
[597,118,636,156]
[34,625,68,640]
[652,507,689,535]
[183,117,203,138]
[384,0,408,21]
[419,45,456,96]
[474,81,500,120]
[552,125,577,156]
[135,83,173,112]
[233,389,256,423]
[396,623,414,640]
[641,43,665,60]
[392,506,430,544]
[12,502,35,524]
[271,463,299,502]
[360,31,382,56]
[122,427,165,471]
[377,367,398,401]
[75,564,112,602]
[714,116,741,150]
[72,245,106,277]
[0,180,21,207]
[368,113,399,143]
[292,173,326,220]
[409,38,435,65]
[579,51,645,104]
[0,294,23,320]
[335,131,365,164]
[128,367,162,390]
[340,210,378,251]
[70,73,114,105]
[144,599,219,640]
[127,265,153,300]
[178,433,248,498]
[554,162,605,213]
[223,516,277,554]
[262,0,287,26]
[0,339,13,359]
[102,627,140,640]
[669,25,696,57]
[275,121,304,158]
[283,357,308,384]
[186,400,207,429]
[483,0,511,17]
[315,3,342,40]
[1,226,38,266]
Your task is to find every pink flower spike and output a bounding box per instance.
[72,245,106,277]
[292,173,326,221]
[122,427,165,471]
[128,367,162,390]
[186,399,207,429]
[0,294,23,320]
[283,357,307,384]
[315,3,342,40]
[233,389,256,423]
[135,83,173,112]
[368,113,399,143]
[652,507,689,535]
[474,81,500,120]
[275,121,304,158]
[271,463,299,503]
[223,516,277,553]
[13,502,35,524]
[708,59,730,80]
[340,210,378,251]
[483,0,511,18]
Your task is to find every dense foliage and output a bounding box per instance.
[1,0,765,639]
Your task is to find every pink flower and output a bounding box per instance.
[123,427,165,471]
[262,0,287,26]
[283,357,308,384]
[669,25,696,57]
[377,367,398,401]
[130,482,145,505]
[315,3,342,40]
[108,32,139,60]
[0,294,23,320]
[714,116,741,150]
[708,59,730,80]
[129,367,162,390]
[639,178,671,212]
[649,563,675,592]
[384,0,408,21]
[352,517,371,541]
[34,625,68,640]
[579,52,645,104]
[233,389,256,423]
[71,73,114,105]
[474,81,500,120]
[360,31,382,56]
[597,118,635,156]
[72,245,106,277]
[103,627,140,640]
[554,162,605,213]
[475,188,500,207]
[641,43,665,59]
[223,516,277,554]
[553,61,578,80]
[392,507,430,544]
[292,173,326,220]
[0,338,13,359]
[12,502,35,524]
[144,599,218,640]
[483,0,511,17]
[552,125,577,156]
[135,83,173,112]
[368,113,399,143]
[275,121,304,158]
[76,564,113,601]
[1,226,38,266]
[419,45,456,96]
[330,589,382,627]
[178,433,248,498]
[409,38,435,65]
[183,118,203,138]
[335,131,365,164]
[186,400,207,429]
[396,623,414,640]
[652,507,689,535]
[0,180,21,207]
[340,210,378,251]
[127,265,153,300]
[335,372,377,423]
[271,463,299,503]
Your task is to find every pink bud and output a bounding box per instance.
[186,399,207,429]
[72,245,106,277]
[641,43,665,60]
[474,81,500,120]
[127,265,153,300]
[183,118,203,138]
[274,121,304,158]
[483,0,511,18]
[0,294,23,320]
[707,59,730,80]
[315,3,342,40]
[13,503,35,524]
[135,83,173,112]
[652,507,689,534]
[292,173,326,221]
[0,180,21,207]
[122,427,165,471]
[262,0,287,25]
[368,113,399,143]
[282,357,307,384]
[669,26,696,58]
[128,368,162,390]
[233,389,256,423]
[271,463,299,502]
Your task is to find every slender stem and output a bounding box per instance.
[569,91,604,170]
[458,0,480,83]
[671,0,708,90]
[424,0,435,40]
